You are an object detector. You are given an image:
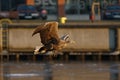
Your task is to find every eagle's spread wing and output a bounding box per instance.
[32,22,60,45]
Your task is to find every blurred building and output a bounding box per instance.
[0,0,25,11]
[0,0,120,20]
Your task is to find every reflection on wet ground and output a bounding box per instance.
[0,61,120,80]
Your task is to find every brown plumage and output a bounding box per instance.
[32,21,70,55]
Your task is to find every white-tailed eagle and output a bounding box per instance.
[32,21,70,55]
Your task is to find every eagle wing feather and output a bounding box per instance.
[32,22,60,45]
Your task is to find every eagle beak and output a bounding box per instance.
[34,46,43,55]
[34,49,39,55]
[34,48,46,55]
[40,50,46,54]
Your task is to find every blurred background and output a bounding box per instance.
[0,0,120,80]
[0,0,120,20]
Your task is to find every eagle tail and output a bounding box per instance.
[61,34,69,41]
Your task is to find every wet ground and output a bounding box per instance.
[0,61,120,80]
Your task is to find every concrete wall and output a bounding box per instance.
[8,28,42,52]
[59,28,109,51]
[8,26,110,52]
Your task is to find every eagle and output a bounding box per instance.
[32,21,70,55]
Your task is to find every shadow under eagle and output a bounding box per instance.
[32,21,70,55]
